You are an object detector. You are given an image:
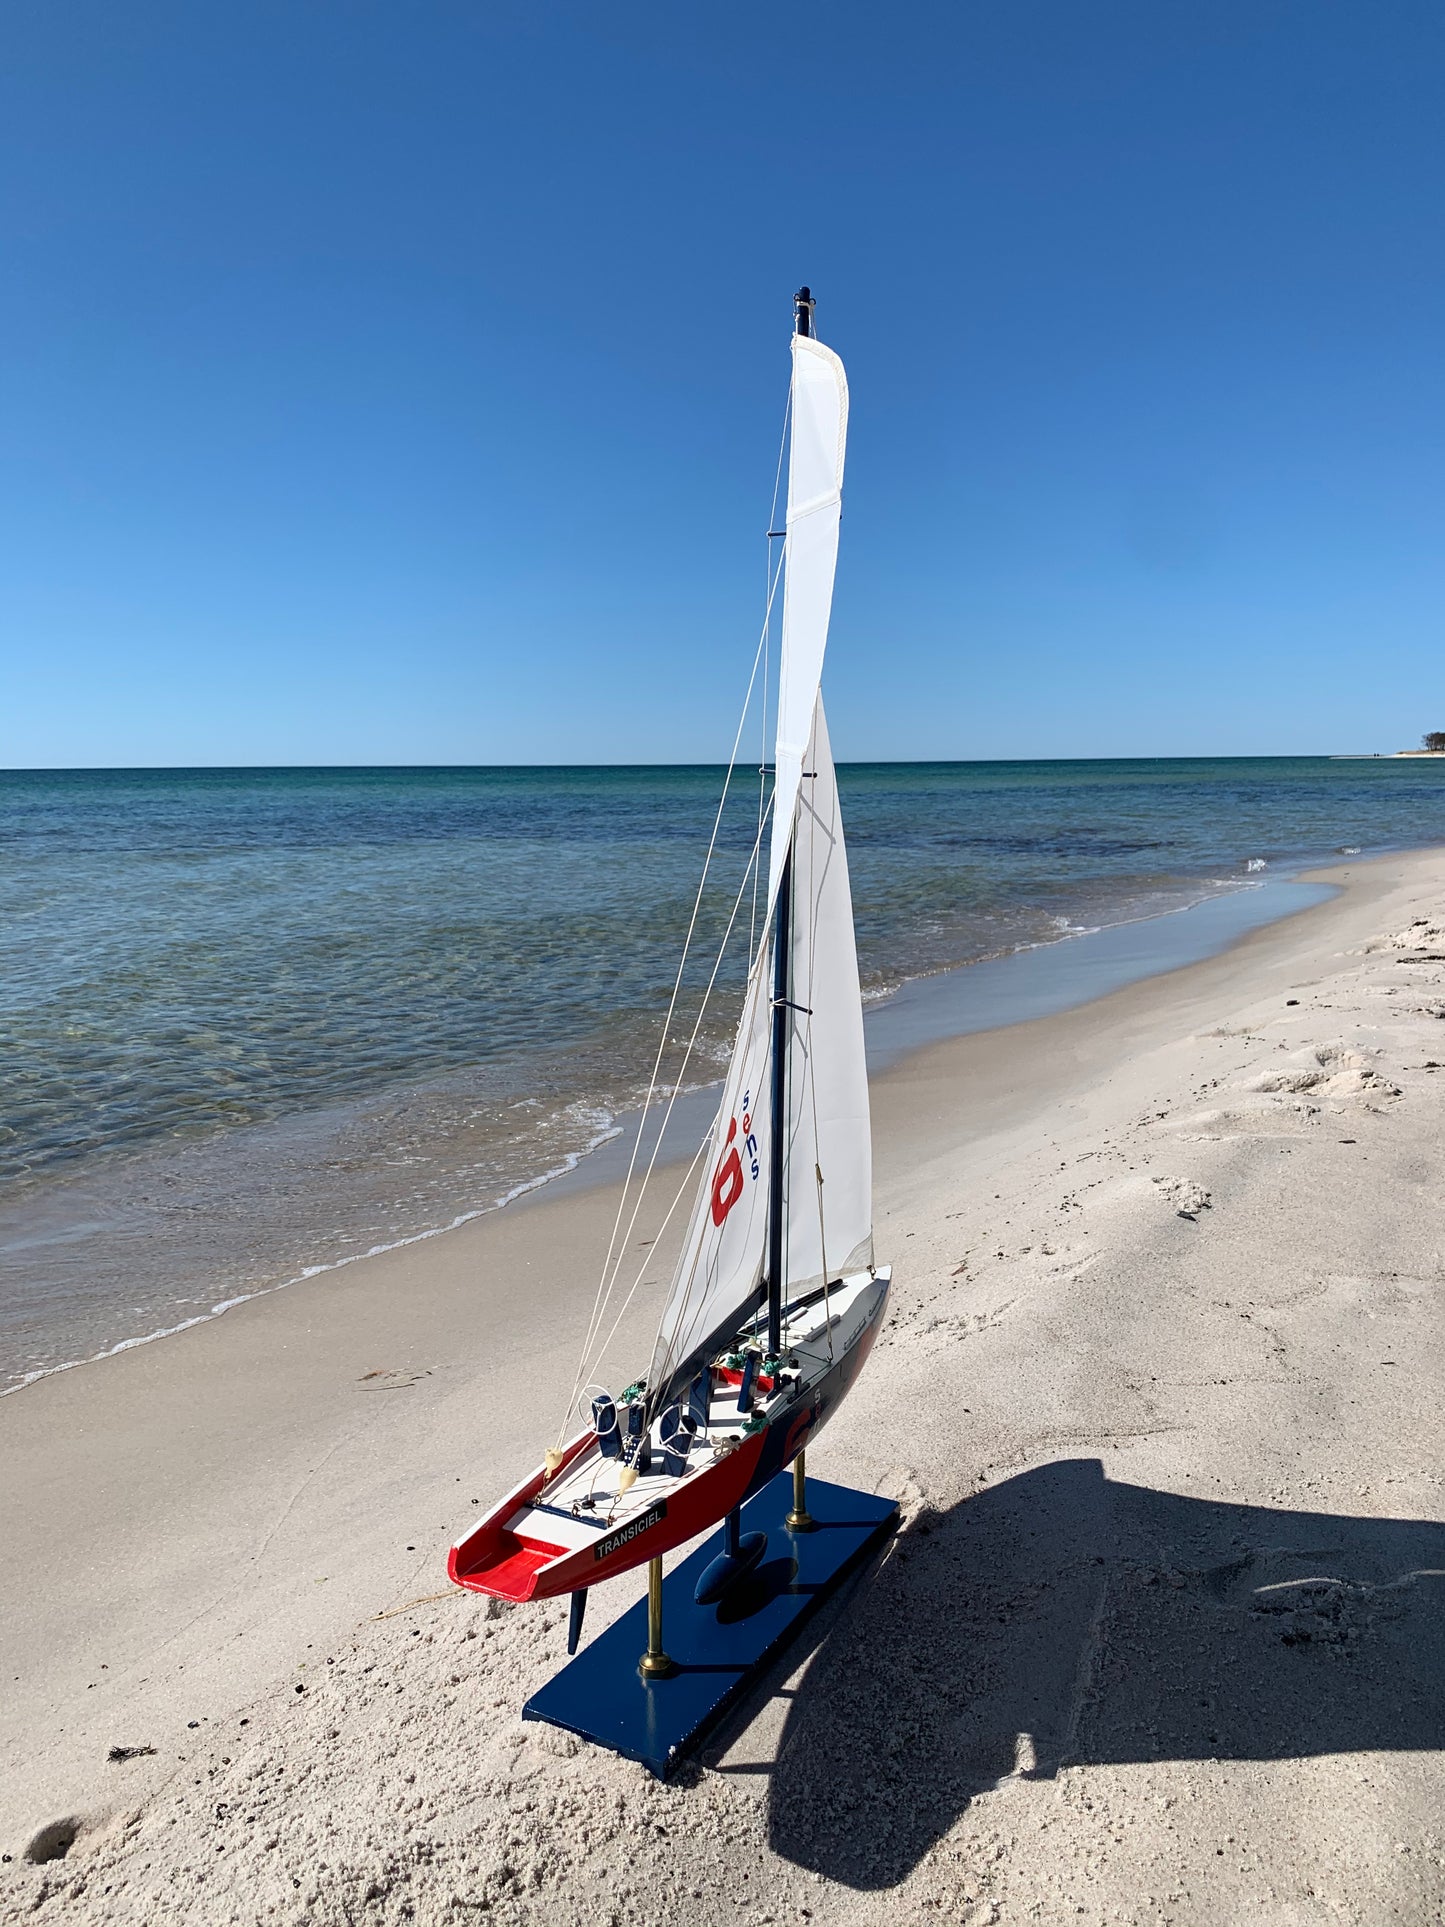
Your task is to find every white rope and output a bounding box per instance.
[552,706,776,1451]
[550,398,793,1451]
[640,931,771,1405]
[550,394,794,1455]
[642,386,800,1404]
[598,793,774,1401]
[588,1134,708,1380]
[750,543,780,960]
[573,720,780,1397]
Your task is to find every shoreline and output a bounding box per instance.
[4,844,1445,1923]
[0,854,1392,1400]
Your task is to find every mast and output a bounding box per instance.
[765,846,791,1356]
[765,286,814,1356]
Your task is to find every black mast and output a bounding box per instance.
[765,843,791,1358]
[765,288,813,1357]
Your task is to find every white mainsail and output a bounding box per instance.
[647,322,869,1406]
[768,333,849,901]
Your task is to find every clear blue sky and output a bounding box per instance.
[3,1,1442,766]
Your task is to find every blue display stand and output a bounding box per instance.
[523,1474,898,1777]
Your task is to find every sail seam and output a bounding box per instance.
[787,493,841,522]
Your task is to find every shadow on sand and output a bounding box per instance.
[760,1458,1445,1889]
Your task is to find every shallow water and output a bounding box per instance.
[3,757,1443,1389]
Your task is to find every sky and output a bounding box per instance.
[2,0,1443,767]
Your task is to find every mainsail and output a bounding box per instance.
[768,333,849,901]
[648,320,869,1408]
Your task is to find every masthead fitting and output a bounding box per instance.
[793,286,815,338]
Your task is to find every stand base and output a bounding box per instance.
[523,1474,898,1777]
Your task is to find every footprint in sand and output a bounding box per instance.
[1152,1176,1212,1219]
[1248,1042,1400,1103]
[1167,1041,1401,1140]
[1385,916,1445,957]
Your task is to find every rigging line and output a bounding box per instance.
[656,751,811,1388]
[750,545,778,962]
[751,390,790,964]
[649,815,787,1395]
[589,1134,708,1380]
[552,633,771,1453]
[563,445,791,1413]
[598,790,775,1400]
[635,745,826,1395]
[770,381,792,533]
[643,934,771,1400]
[584,386,793,1429]
[585,782,773,1373]
[593,793,772,1355]
[643,884,782,1398]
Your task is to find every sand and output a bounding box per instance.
[4,846,1445,1925]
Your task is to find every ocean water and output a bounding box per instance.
[3,756,1443,1390]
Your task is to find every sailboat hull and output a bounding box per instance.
[448,1268,889,1603]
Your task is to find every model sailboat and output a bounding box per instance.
[448,290,889,1630]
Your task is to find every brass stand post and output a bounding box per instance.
[785,1449,815,1532]
[639,1556,675,1678]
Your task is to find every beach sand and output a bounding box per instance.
[4,846,1445,1924]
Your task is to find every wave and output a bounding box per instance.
[1,1110,623,1398]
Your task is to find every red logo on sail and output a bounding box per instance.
[710,1091,759,1228]
[710,1118,744,1226]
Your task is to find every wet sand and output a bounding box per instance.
[3,846,1445,1924]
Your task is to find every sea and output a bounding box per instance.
[4,756,1444,1393]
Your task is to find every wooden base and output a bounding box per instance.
[522,1473,899,1777]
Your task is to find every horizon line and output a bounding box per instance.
[0,751,1416,777]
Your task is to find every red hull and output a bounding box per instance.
[449,1430,768,1601]
[446,1268,889,1603]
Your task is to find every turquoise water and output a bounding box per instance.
[3,756,1443,1388]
